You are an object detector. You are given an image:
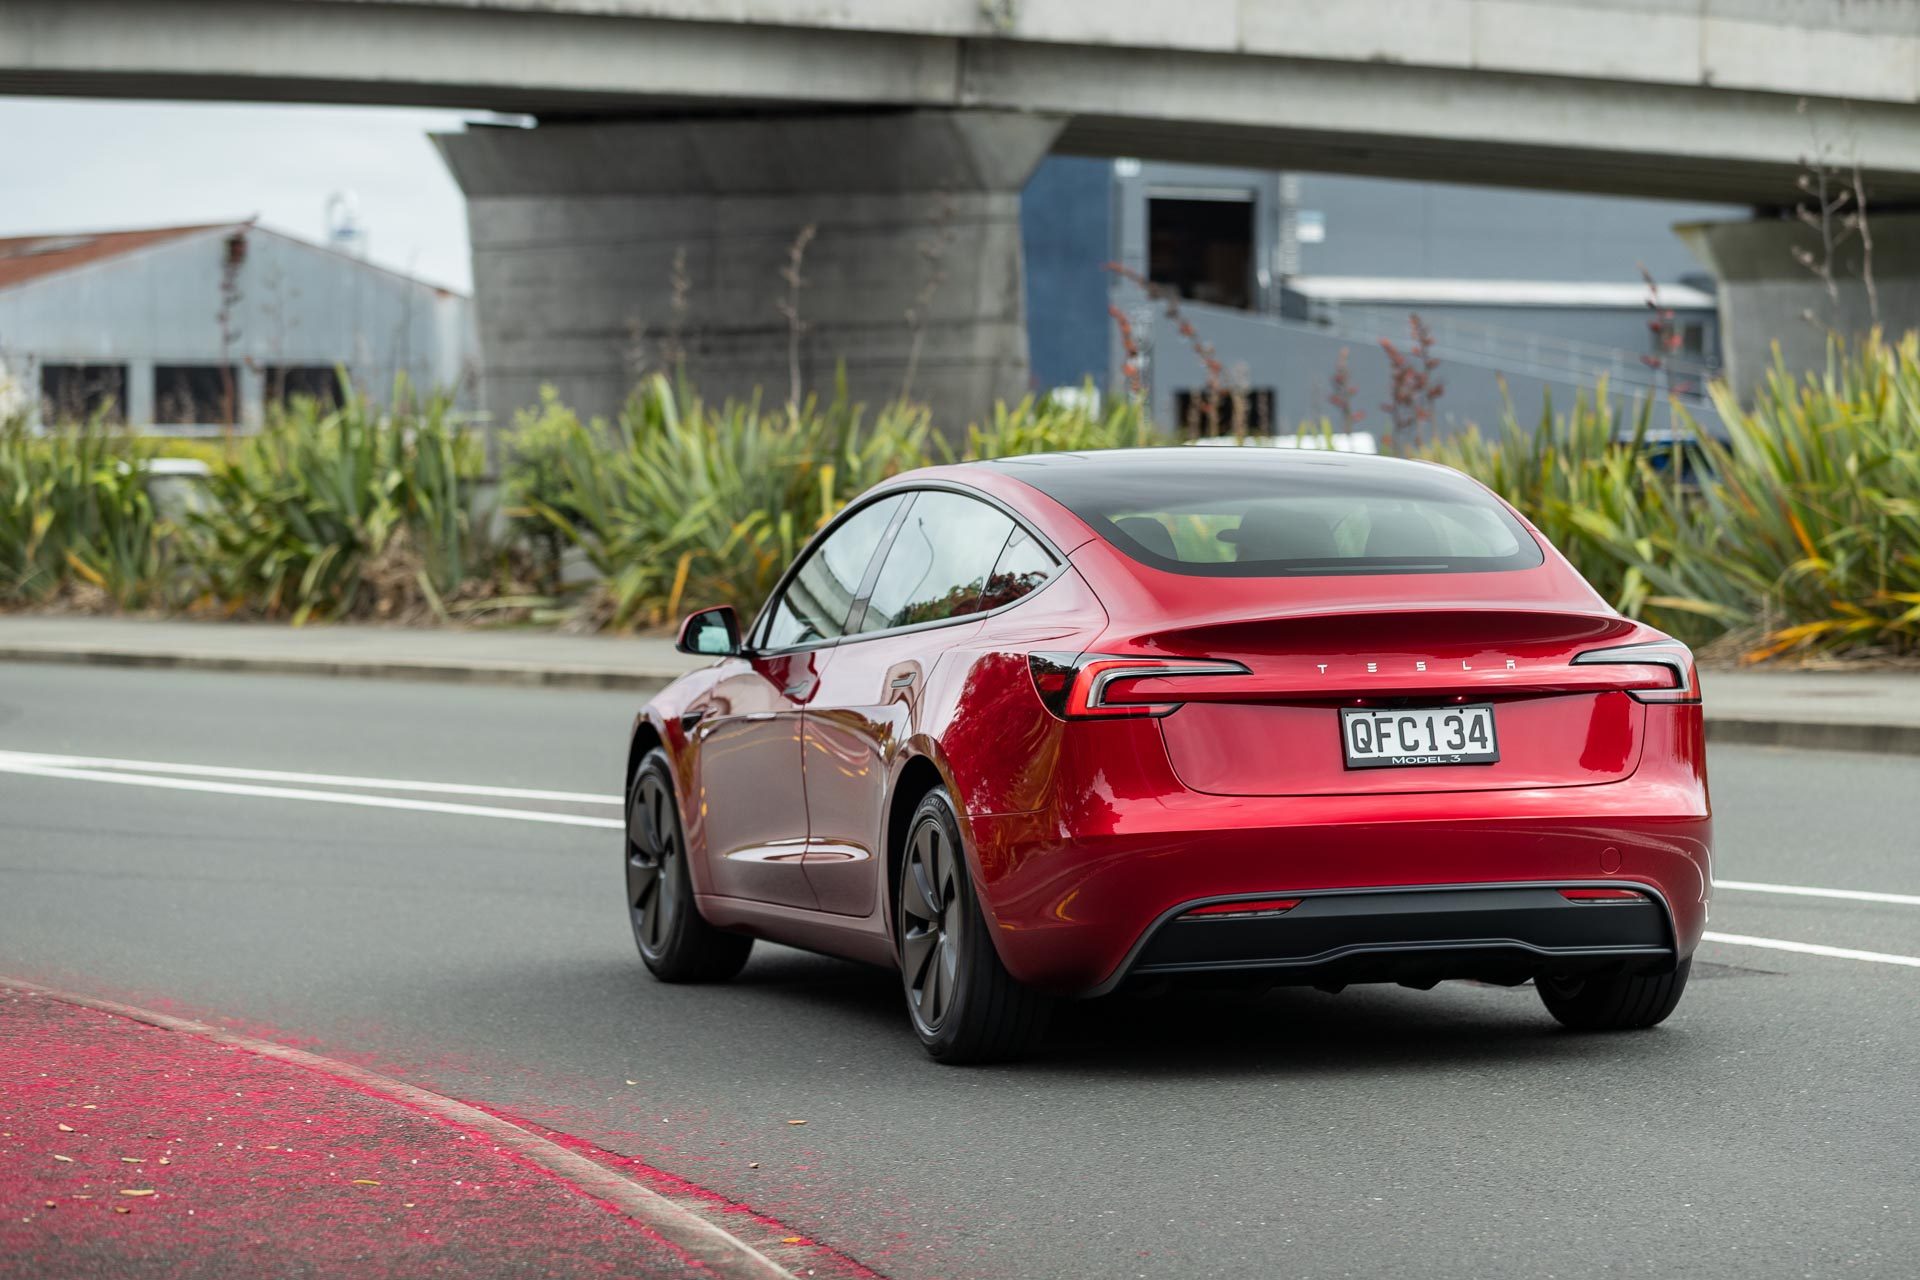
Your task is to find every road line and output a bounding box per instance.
[1713,879,1920,907]
[9,751,1920,923]
[0,749,620,804]
[0,759,624,830]
[1702,931,1920,968]
[0,977,808,1280]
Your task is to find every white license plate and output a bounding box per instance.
[1340,704,1500,769]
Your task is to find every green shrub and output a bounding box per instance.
[1691,332,1920,661]
[187,388,492,624]
[1412,385,1739,645]
[517,373,935,629]
[0,414,179,610]
[948,385,1162,461]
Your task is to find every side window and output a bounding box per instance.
[859,491,1016,633]
[977,526,1057,612]
[761,495,906,649]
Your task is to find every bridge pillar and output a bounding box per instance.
[434,110,1064,433]
[1679,213,1920,398]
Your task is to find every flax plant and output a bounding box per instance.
[188,385,488,624]
[1414,384,1738,644]
[1692,332,1920,660]
[526,371,935,630]
[0,412,177,609]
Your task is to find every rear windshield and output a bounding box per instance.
[1004,454,1544,576]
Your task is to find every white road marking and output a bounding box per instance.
[1702,931,1920,968]
[4,747,1918,979]
[0,759,623,830]
[0,749,620,805]
[1713,879,1920,908]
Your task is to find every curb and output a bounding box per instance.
[1,977,883,1280]
[6,645,1918,756]
[0,646,681,695]
[1705,716,1920,757]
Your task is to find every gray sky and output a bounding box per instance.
[2,97,482,293]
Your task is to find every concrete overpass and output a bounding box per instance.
[8,0,1919,422]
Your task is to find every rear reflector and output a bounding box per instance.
[1182,897,1302,919]
[1559,887,1646,903]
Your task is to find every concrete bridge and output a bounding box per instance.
[8,0,1919,422]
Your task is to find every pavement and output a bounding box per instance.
[0,616,697,694]
[0,662,1916,1279]
[0,614,1917,753]
[1,988,723,1280]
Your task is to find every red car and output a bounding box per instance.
[624,449,1710,1062]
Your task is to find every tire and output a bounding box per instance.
[1537,957,1691,1031]
[896,788,1051,1064]
[626,748,753,983]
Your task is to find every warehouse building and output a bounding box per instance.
[1022,160,1731,437]
[0,220,475,432]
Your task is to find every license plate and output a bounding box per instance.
[1340,704,1499,769]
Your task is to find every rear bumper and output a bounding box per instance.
[964,711,1711,996]
[1112,883,1675,996]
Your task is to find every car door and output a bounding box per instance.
[803,490,1052,917]
[690,494,907,908]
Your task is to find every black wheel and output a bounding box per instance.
[896,788,1051,1064]
[627,748,752,983]
[1537,958,1691,1031]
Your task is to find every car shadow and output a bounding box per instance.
[480,941,1693,1083]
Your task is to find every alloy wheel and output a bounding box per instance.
[627,770,682,956]
[900,814,963,1030]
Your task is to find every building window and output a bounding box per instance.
[39,364,128,424]
[1175,388,1275,438]
[264,365,344,411]
[1149,194,1255,310]
[154,364,238,427]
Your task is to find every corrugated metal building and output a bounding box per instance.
[1022,160,1733,437]
[0,221,475,432]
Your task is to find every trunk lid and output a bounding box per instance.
[1112,600,1652,797]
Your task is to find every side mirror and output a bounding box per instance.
[676,605,742,657]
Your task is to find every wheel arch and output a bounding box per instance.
[625,712,666,800]
[883,752,950,949]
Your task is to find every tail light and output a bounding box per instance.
[1570,639,1698,703]
[1028,652,1249,719]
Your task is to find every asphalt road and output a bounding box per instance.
[1,664,1915,1279]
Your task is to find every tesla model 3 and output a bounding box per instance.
[623,449,1710,1062]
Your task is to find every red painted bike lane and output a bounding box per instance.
[0,988,786,1279]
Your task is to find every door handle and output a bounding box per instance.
[889,671,917,689]
[783,682,814,698]
[679,708,707,732]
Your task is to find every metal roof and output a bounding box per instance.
[1286,276,1717,310]
[0,223,235,292]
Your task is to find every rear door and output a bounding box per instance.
[691,494,905,906]
[802,490,1039,916]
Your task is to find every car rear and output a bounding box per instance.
[967,450,1711,1003]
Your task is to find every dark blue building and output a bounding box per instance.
[1020,159,1737,437]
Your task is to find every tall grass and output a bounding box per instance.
[188,388,491,624]
[946,386,1162,461]
[1417,334,1920,662]
[12,335,1920,663]
[525,373,936,629]
[1691,333,1920,660]
[0,413,178,610]
[1413,385,1741,645]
